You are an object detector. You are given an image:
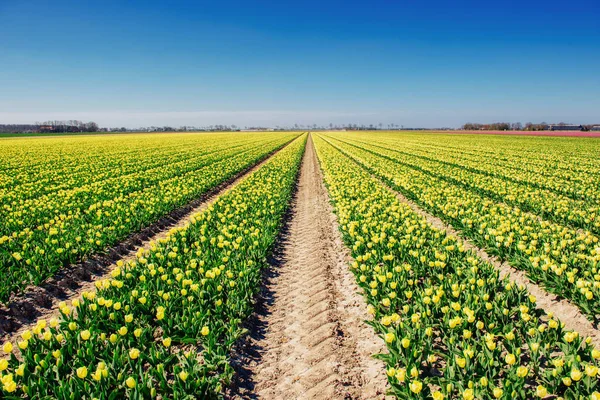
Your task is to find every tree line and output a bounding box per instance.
[462,122,597,131]
[0,120,99,133]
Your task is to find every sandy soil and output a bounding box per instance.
[228,136,387,399]
[0,143,291,343]
[379,181,600,349]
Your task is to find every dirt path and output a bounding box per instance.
[375,180,600,349]
[0,140,295,343]
[229,136,387,400]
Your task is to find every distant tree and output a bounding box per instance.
[511,122,523,130]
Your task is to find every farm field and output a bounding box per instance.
[1,131,600,399]
[0,132,299,303]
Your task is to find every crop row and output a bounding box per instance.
[0,134,306,398]
[314,134,600,399]
[1,137,275,231]
[0,133,298,302]
[335,136,600,235]
[321,133,600,321]
[0,135,259,203]
[386,133,600,185]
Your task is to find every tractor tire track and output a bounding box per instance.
[229,135,387,399]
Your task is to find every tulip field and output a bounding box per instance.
[319,132,600,321]
[0,133,306,397]
[314,133,600,399]
[1,130,600,399]
[0,132,298,302]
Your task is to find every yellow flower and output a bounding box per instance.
[516,366,528,378]
[456,357,466,368]
[179,371,189,381]
[409,380,422,394]
[564,332,578,343]
[162,337,172,347]
[462,389,474,400]
[3,380,16,393]
[395,368,406,382]
[0,359,8,371]
[76,366,88,379]
[126,377,136,388]
[505,353,516,365]
[80,330,91,341]
[92,370,102,381]
[587,364,599,377]
[570,369,583,381]
[536,385,547,398]
[125,314,133,323]
[201,326,210,336]
[129,348,140,359]
[432,391,444,400]
[401,338,410,348]
[18,340,28,350]
[118,326,128,336]
[493,388,503,398]
[530,342,540,352]
[21,330,32,341]
[384,332,395,343]
[2,342,13,354]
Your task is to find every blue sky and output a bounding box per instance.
[1,0,599,128]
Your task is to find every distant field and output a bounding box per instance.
[435,129,600,137]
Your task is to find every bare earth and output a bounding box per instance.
[229,136,387,399]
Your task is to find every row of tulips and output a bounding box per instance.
[336,135,600,234]
[0,134,257,203]
[364,132,600,201]
[0,133,298,302]
[0,134,306,398]
[320,133,600,321]
[313,134,600,399]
